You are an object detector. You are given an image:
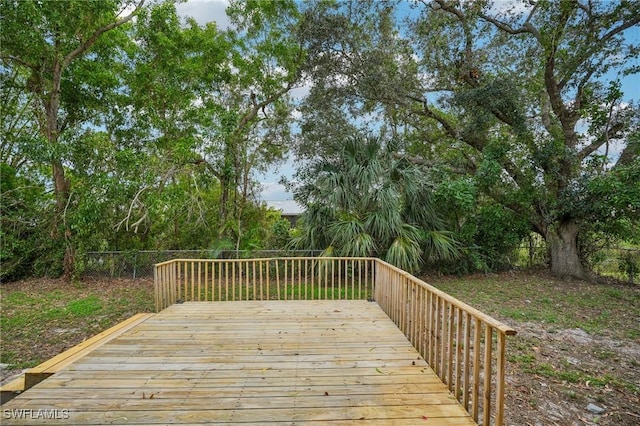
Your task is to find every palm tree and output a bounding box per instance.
[290,134,457,273]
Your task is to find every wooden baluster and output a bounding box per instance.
[331,259,336,300]
[224,262,235,302]
[204,262,209,302]
[426,290,433,366]
[483,324,493,426]
[197,261,201,301]
[463,312,471,411]
[264,261,269,300]
[434,292,440,371]
[455,308,463,401]
[447,305,455,390]
[339,259,343,299]
[496,331,507,426]
[472,318,481,422]
[275,259,280,300]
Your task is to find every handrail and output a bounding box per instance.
[374,259,515,426]
[154,257,515,425]
[154,257,376,310]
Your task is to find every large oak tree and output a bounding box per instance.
[295,0,640,279]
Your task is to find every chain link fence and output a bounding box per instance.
[81,250,323,279]
[590,248,640,283]
[81,247,639,283]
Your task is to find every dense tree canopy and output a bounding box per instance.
[1,0,638,281]
[292,0,640,279]
[0,0,302,280]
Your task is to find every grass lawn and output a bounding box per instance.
[0,277,153,372]
[1,270,638,424]
[423,270,640,341]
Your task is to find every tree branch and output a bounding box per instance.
[0,55,36,70]
[600,14,640,45]
[577,121,625,160]
[543,5,580,148]
[392,153,467,174]
[433,0,476,82]
[573,67,596,111]
[559,7,640,91]
[236,82,293,134]
[478,13,541,40]
[116,185,148,232]
[62,0,145,70]
[407,94,460,140]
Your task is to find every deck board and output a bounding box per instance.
[1,300,476,425]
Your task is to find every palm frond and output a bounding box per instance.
[385,234,423,273]
[422,230,459,261]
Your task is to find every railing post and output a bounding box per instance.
[153,263,159,312]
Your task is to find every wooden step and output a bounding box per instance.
[1,313,153,404]
[0,376,24,404]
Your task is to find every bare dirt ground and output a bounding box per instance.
[2,272,639,425]
[505,322,640,426]
[425,271,640,426]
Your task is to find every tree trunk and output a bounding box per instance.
[52,160,74,279]
[219,175,229,224]
[47,63,75,280]
[546,219,587,280]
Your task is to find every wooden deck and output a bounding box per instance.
[2,300,476,425]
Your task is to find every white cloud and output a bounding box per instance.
[260,182,303,214]
[489,0,534,18]
[290,108,302,120]
[290,82,312,101]
[175,0,231,29]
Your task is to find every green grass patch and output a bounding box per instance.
[425,272,640,340]
[182,281,374,302]
[0,278,154,369]
[67,296,102,317]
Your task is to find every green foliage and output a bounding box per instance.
[266,216,293,250]
[2,0,637,280]
[291,134,457,273]
[432,177,530,274]
[474,204,531,270]
[618,251,640,284]
[293,0,639,279]
[0,0,305,279]
[0,164,63,280]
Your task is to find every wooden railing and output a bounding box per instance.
[374,260,516,426]
[154,257,516,425]
[154,257,376,310]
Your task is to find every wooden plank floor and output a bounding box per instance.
[2,301,476,425]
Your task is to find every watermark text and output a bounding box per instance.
[3,409,70,420]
